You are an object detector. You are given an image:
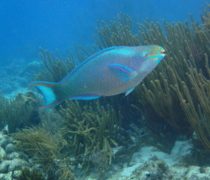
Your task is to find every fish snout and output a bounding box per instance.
[160,48,166,57]
[155,48,166,64]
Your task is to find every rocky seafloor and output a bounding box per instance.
[0,129,210,180]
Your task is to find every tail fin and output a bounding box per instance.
[27,81,61,110]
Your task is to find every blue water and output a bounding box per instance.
[0,0,208,66]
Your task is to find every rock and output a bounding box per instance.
[8,158,29,171]
[0,135,10,148]
[6,152,21,160]
[205,167,210,174]
[5,143,16,153]
[0,160,11,173]
[0,147,6,159]
[0,171,12,180]
[11,170,22,180]
[186,166,210,180]
[170,166,187,178]
[19,61,42,78]
[186,166,199,179]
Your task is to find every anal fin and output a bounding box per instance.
[125,87,135,96]
[69,94,101,100]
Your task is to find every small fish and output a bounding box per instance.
[27,45,165,109]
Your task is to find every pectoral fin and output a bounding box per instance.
[125,87,135,96]
[108,63,138,82]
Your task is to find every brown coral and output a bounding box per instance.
[59,100,120,177]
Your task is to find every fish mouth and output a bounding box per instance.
[148,47,166,64]
[159,48,166,57]
[149,49,166,59]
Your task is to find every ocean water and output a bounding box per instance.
[1,1,210,180]
[0,0,207,66]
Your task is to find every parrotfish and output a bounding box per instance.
[27,45,165,110]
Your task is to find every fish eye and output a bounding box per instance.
[142,51,148,56]
[132,51,148,59]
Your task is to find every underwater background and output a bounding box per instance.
[0,0,207,66]
[1,0,210,180]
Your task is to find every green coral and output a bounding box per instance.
[0,91,38,133]
[200,4,210,30]
[134,7,210,152]
[94,4,210,156]
[95,12,139,48]
[59,100,120,178]
[34,45,91,82]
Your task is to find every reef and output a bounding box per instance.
[1,2,210,180]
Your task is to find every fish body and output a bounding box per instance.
[27,45,165,109]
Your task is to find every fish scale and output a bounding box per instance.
[27,45,165,110]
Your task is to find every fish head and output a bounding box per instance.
[137,45,165,73]
[146,45,165,64]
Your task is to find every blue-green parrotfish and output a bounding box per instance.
[27,45,165,110]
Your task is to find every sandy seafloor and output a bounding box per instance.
[1,61,210,180]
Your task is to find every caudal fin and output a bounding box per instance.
[27,81,61,110]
